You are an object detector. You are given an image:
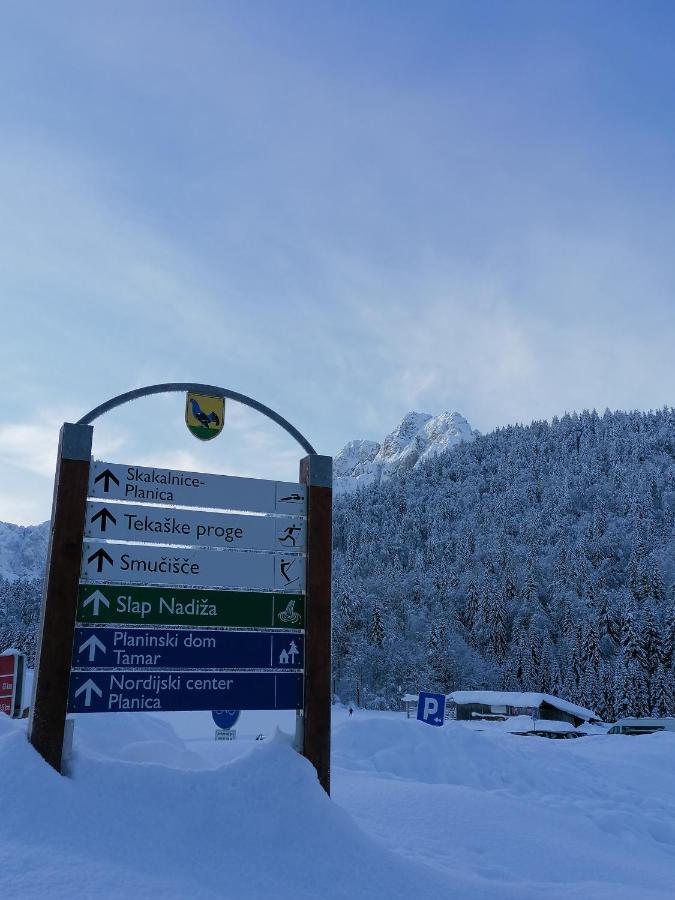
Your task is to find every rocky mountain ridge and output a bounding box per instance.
[0,521,49,581]
[334,410,476,494]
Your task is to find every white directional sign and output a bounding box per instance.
[80,540,306,592]
[85,501,306,552]
[88,461,306,515]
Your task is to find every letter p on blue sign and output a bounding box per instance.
[417,691,446,727]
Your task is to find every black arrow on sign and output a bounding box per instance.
[87,548,113,573]
[90,507,117,532]
[94,469,120,493]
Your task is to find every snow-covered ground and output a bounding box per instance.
[2,707,675,898]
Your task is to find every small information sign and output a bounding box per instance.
[71,627,304,671]
[0,652,23,718]
[84,501,306,552]
[80,541,306,592]
[88,461,306,515]
[68,670,303,713]
[76,585,305,630]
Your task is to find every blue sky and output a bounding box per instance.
[2,2,675,523]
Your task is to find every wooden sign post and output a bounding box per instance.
[299,454,333,795]
[28,423,92,772]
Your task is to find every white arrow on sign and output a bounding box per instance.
[74,678,103,708]
[82,590,110,616]
[78,634,106,662]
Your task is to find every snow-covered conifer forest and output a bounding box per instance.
[2,407,675,721]
[332,408,675,719]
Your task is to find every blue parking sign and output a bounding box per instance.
[416,691,446,726]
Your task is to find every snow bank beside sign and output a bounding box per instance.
[4,710,675,898]
[0,713,449,900]
[333,715,675,899]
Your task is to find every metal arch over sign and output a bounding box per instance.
[76,382,317,455]
[28,381,333,796]
[185,392,225,441]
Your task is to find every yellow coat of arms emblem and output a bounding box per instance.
[185,392,225,441]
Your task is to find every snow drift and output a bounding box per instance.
[0,713,449,900]
[3,709,675,898]
[333,714,675,899]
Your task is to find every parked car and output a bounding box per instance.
[607,717,675,736]
[515,727,583,740]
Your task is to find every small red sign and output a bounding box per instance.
[0,653,19,717]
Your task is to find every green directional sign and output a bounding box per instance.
[77,584,305,630]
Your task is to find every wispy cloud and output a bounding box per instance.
[2,3,675,522]
[0,421,61,479]
[0,410,128,479]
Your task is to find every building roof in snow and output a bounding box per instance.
[449,691,596,722]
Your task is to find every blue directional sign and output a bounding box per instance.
[212,709,240,729]
[416,691,446,727]
[71,627,304,671]
[68,670,303,713]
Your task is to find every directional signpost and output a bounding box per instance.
[28,382,332,794]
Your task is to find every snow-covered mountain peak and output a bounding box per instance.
[334,410,475,494]
[379,412,434,460]
[333,440,380,479]
[0,521,49,581]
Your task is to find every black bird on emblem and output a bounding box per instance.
[190,398,220,429]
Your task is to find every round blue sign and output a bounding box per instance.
[212,709,240,729]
